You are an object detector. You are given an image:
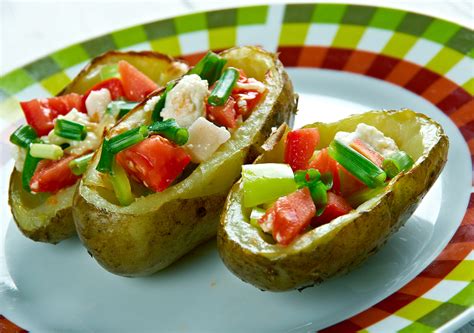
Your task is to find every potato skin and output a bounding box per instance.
[73,46,298,276]
[8,51,187,244]
[218,110,449,291]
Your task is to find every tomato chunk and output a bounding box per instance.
[20,93,85,136]
[30,155,80,193]
[259,187,316,246]
[84,78,124,101]
[206,96,237,128]
[116,135,191,192]
[285,128,320,171]
[233,91,264,119]
[312,192,352,226]
[118,60,158,102]
[337,164,365,196]
[350,138,384,167]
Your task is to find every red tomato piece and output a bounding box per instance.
[350,138,384,167]
[284,128,320,171]
[84,78,125,102]
[337,164,365,196]
[30,155,80,193]
[116,135,191,192]
[259,187,316,246]
[233,91,264,119]
[118,60,158,102]
[312,192,352,226]
[206,96,237,128]
[20,93,85,136]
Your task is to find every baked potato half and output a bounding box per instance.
[9,51,188,244]
[73,46,297,276]
[218,109,449,291]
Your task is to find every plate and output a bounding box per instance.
[0,4,473,332]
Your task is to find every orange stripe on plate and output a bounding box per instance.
[385,61,420,87]
[436,242,474,260]
[421,77,459,105]
[297,46,328,68]
[397,276,441,297]
[450,99,474,128]
[349,307,392,328]
[343,50,377,74]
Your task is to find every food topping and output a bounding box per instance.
[29,155,80,193]
[29,143,63,160]
[208,68,239,106]
[284,128,320,171]
[161,74,208,128]
[85,88,112,121]
[184,117,230,163]
[382,151,414,178]
[118,60,158,101]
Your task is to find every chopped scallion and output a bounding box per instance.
[108,125,149,154]
[10,125,38,148]
[382,151,414,178]
[109,159,134,206]
[208,67,239,106]
[22,146,42,191]
[308,181,328,216]
[69,153,94,176]
[148,119,189,145]
[54,119,87,141]
[329,139,386,188]
[151,82,175,122]
[188,51,227,85]
[96,142,114,174]
[30,143,63,160]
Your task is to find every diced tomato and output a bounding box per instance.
[234,91,264,119]
[259,187,316,246]
[311,192,352,226]
[84,78,124,102]
[116,135,191,192]
[20,93,85,136]
[285,128,320,171]
[350,138,384,167]
[29,155,80,193]
[118,60,158,102]
[337,164,366,196]
[206,96,237,129]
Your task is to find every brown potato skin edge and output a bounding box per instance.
[217,114,449,291]
[73,53,297,276]
[8,51,186,244]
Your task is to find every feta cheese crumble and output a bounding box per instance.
[85,88,111,122]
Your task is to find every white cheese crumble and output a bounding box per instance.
[143,95,161,113]
[13,145,27,172]
[85,88,111,122]
[161,74,208,128]
[335,123,399,158]
[234,78,266,93]
[184,117,231,163]
[45,108,102,156]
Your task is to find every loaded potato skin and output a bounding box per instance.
[218,110,449,291]
[73,46,298,276]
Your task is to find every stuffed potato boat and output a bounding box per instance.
[73,46,297,276]
[218,109,449,291]
[9,51,188,244]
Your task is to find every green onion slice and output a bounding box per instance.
[109,159,134,206]
[96,142,114,174]
[207,67,239,106]
[29,143,63,160]
[152,82,175,122]
[106,101,138,119]
[148,119,189,145]
[10,125,38,148]
[54,119,87,141]
[108,125,149,154]
[188,51,227,85]
[308,181,328,216]
[22,145,42,191]
[329,139,386,188]
[69,153,94,176]
[382,151,414,178]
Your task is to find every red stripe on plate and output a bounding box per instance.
[365,55,400,80]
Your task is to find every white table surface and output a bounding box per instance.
[0,0,473,75]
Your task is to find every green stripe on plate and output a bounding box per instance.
[341,5,376,26]
[444,260,474,281]
[395,298,442,321]
[446,27,474,57]
[209,27,237,50]
[398,322,435,333]
[23,56,61,81]
[150,36,181,56]
[174,13,207,34]
[425,47,464,74]
[283,4,315,23]
[332,25,366,48]
[0,68,35,95]
[237,5,268,25]
[396,12,433,36]
[381,32,418,58]
[51,44,90,69]
[462,78,474,95]
[422,19,460,45]
[144,19,176,40]
[112,25,148,49]
[279,23,310,46]
[311,4,347,23]
[206,9,237,28]
[81,35,117,58]
[448,282,474,306]
[368,7,406,30]
[40,71,71,95]
[417,302,467,327]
